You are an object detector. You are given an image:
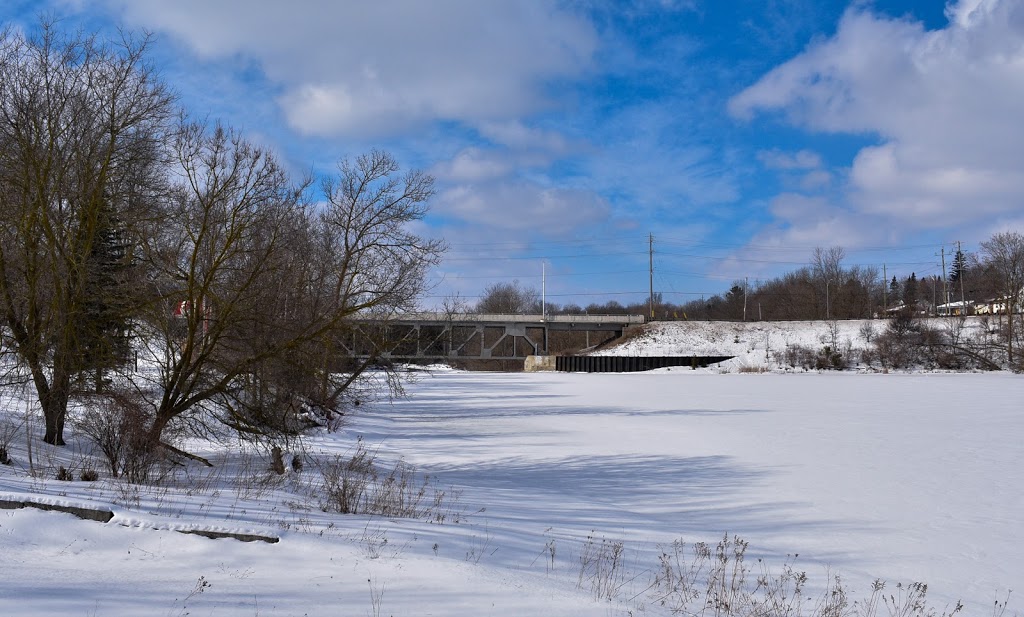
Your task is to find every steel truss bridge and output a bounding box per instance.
[342,313,646,362]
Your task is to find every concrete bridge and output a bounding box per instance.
[342,313,645,361]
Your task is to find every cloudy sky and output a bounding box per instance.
[4,0,1023,309]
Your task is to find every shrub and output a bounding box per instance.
[77,390,160,483]
[859,321,876,343]
[79,468,100,482]
[736,365,770,374]
[776,344,848,370]
[316,438,458,521]
[889,312,922,338]
[859,346,878,368]
[874,315,927,369]
[874,331,912,369]
[870,316,998,370]
[650,534,966,617]
[576,532,626,601]
[816,346,845,370]
[270,446,286,475]
[0,418,21,466]
[318,438,375,515]
[777,344,816,369]
[55,466,73,481]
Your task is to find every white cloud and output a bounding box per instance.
[710,193,881,281]
[431,148,516,183]
[436,182,611,236]
[799,169,833,191]
[476,121,573,154]
[848,142,1024,225]
[757,148,822,170]
[578,101,741,212]
[98,0,598,138]
[756,149,832,191]
[730,0,1024,231]
[766,193,874,250]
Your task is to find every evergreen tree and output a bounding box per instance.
[77,206,133,392]
[725,284,745,320]
[903,273,919,308]
[950,249,967,283]
[889,276,900,300]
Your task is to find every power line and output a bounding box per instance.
[444,234,952,255]
[427,232,961,308]
[433,269,647,280]
[441,250,647,262]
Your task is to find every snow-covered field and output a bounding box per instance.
[596,318,880,359]
[1,320,1021,616]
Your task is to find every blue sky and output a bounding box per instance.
[5,0,1023,309]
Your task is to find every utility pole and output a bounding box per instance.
[540,261,548,353]
[940,246,948,315]
[743,277,748,321]
[826,279,830,320]
[648,233,654,320]
[957,240,966,312]
[882,263,887,314]
[541,261,546,320]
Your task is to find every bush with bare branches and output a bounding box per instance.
[76,390,161,483]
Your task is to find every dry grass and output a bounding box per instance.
[314,437,462,523]
[564,533,985,617]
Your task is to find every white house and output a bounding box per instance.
[936,300,974,316]
[975,293,1023,315]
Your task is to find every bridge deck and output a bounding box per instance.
[346,314,646,360]
[361,313,644,331]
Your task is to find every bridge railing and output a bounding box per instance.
[341,312,645,360]
[357,313,646,324]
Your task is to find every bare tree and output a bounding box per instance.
[980,231,1024,368]
[320,149,443,319]
[476,280,541,314]
[307,148,444,406]
[0,21,174,445]
[811,246,845,319]
[135,139,443,453]
[133,121,309,450]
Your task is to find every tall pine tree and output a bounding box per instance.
[77,204,133,392]
[950,249,966,283]
[903,273,919,309]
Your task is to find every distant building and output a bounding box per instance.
[936,300,974,316]
[975,293,1023,315]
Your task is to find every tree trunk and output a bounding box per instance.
[146,409,174,451]
[38,363,71,446]
[1008,303,1017,368]
[42,414,66,446]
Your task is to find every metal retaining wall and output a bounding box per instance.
[555,355,734,373]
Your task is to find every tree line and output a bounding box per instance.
[472,237,1024,369]
[0,21,443,459]
[476,241,1024,323]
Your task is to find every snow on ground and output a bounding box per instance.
[594,316,993,372]
[595,318,876,358]
[0,320,1021,616]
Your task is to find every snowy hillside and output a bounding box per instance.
[594,317,995,371]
